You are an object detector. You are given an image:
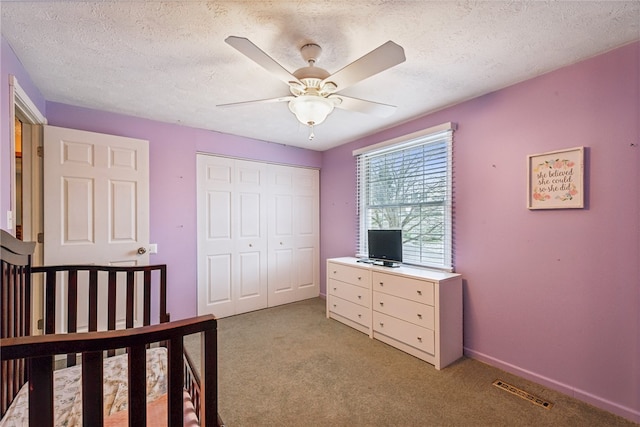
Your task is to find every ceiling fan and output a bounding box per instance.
[218,36,406,140]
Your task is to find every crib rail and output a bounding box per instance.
[32,264,169,329]
[31,264,169,364]
[0,230,35,416]
[0,315,218,426]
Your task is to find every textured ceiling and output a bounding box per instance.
[1,1,638,151]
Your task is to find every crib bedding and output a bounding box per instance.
[0,347,171,426]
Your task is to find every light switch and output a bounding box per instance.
[149,243,158,254]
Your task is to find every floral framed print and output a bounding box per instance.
[527,147,584,209]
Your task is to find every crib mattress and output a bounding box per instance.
[0,347,171,426]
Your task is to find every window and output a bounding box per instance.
[354,122,455,271]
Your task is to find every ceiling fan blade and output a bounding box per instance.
[331,95,397,117]
[225,36,303,86]
[217,96,294,108]
[322,41,406,92]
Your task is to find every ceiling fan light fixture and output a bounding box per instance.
[288,95,335,127]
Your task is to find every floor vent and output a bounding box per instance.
[492,379,554,409]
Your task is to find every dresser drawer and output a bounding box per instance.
[373,291,434,329]
[328,278,370,308]
[373,311,435,355]
[328,262,371,288]
[328,295,369,327]
[372,272,434,305]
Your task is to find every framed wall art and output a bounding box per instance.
[527,147,584,209]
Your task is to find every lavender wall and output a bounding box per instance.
[44,103,322,322]
[320,42,640,421]
[2,31,638,421]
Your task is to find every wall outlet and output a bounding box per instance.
[6,211,13,229]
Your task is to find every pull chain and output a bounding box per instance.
[308,123,315,141]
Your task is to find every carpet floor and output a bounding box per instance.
[184,297,636,427]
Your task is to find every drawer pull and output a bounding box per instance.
[333,304,337,308]
[417,313,422,319]
[379,282,384,286]
[417,290,422,295]
[333,287,337,291]
[357,295,362,299]
[357,276,362,280]
[333,270,337,274]
[379,301,384,306]
[358,314,362,318]
[379,322,384,327]
[417,336,422,342]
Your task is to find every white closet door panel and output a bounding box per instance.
[234,160,268,313]
[204,254,234,318]
[267,247,295,305]
[235,250,267,314]
[208,191,232,239]
[198,156,317,317]
[296,195,315,235]
[268,166,295,305]
[295,169,320,300]
[297,247,315,286]
[238,252,262,298]
[197,156,236,318]
[267,165,319,306]
[274,194,293,236]
[273,249,294,292]
[271,167,294,192]
[207,164,233,186]
[239,192,261,238]
[237,164,262,186]
[208,255,232,303]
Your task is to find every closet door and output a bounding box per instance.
[268,165,319,306]
[197,155,268,318]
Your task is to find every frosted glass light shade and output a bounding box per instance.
[288,95,335,126]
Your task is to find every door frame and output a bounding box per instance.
[10,75,47,332]
[10,75,46,243]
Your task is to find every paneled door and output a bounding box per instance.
[268,165,319,305]
[43,125,150,331]
[197,155,268,318]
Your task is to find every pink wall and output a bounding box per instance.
[2,32,638,421]
[43,103,322,323]
[320,42,640,421]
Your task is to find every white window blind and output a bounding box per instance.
[355,123,455,271]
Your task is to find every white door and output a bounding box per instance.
[268,165,319,305]
[197,155,268,318]
[291,167,320,301]
[43,125,150,331]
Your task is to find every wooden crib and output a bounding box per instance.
[0,230,223,426]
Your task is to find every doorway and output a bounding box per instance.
[14,116,23,240]
[10,75,46,332]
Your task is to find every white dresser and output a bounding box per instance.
[326,257,462,369]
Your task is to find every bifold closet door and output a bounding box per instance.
[197,155,268,318]
[268,165,319,306]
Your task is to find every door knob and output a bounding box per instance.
[137,247,147,255]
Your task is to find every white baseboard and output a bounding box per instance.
[464,347,640,424]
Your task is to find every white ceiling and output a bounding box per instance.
[1,1,638,151]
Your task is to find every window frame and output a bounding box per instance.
[354,122,456,271]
